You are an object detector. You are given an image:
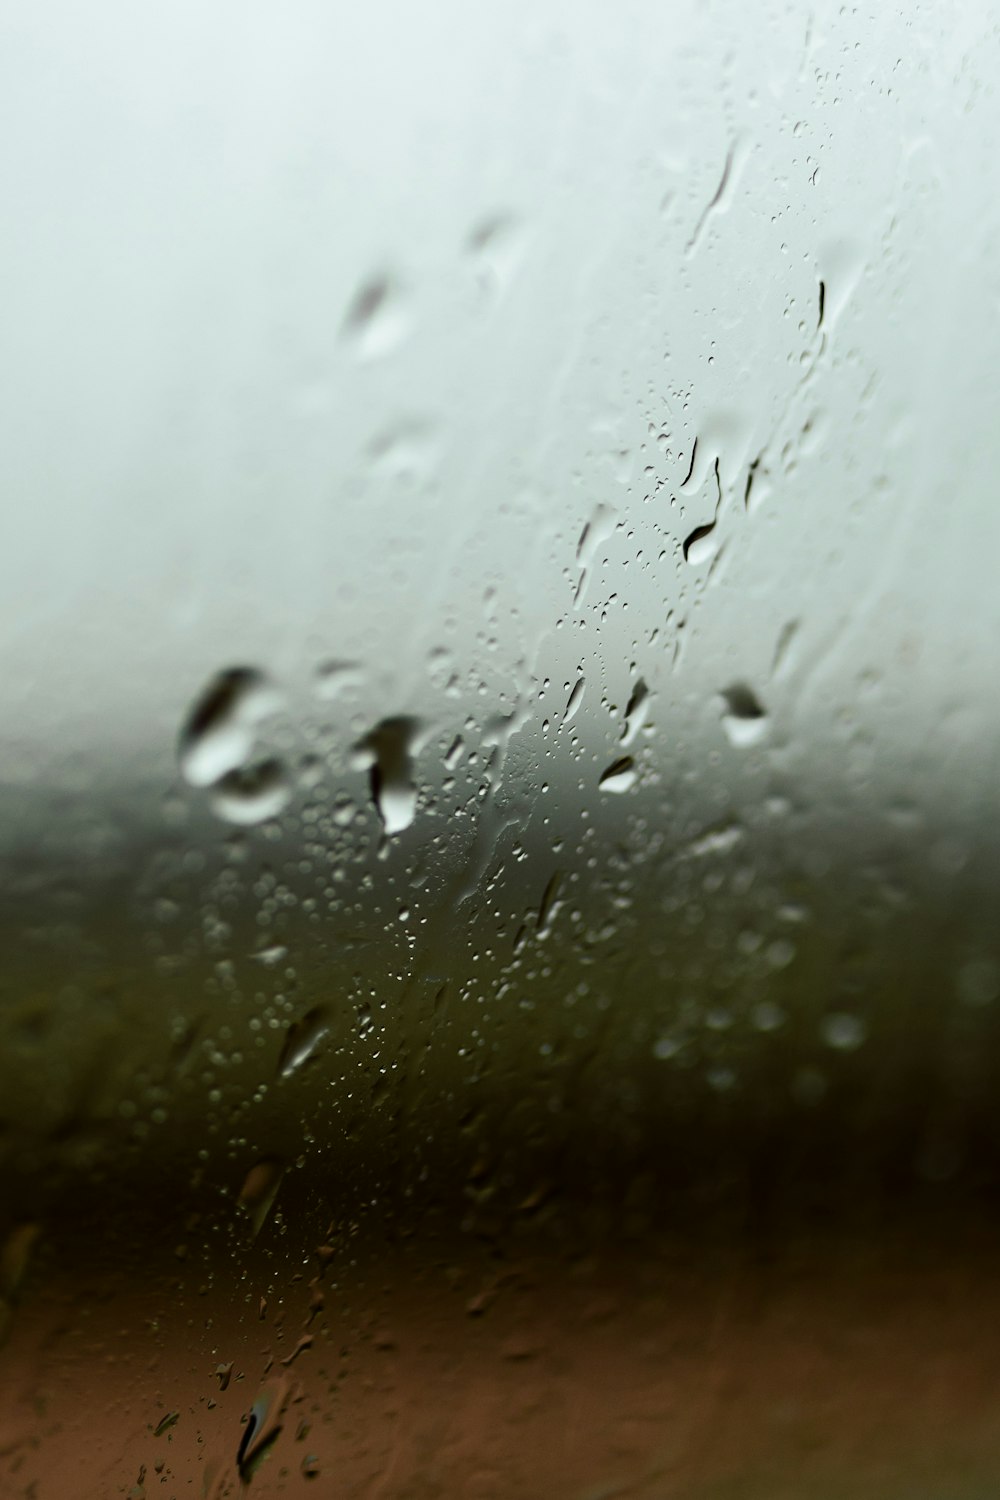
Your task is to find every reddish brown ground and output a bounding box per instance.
[3,1214,1000,1499]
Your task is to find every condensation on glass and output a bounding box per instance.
[2,4,1000,1496]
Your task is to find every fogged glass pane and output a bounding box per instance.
[2,4,1000,1496]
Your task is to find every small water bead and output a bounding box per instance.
[820,1012,867,1051]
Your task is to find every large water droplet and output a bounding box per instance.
[686,135,748,254]
[599,756,637,794]
[444,734,464,769]
[720,684,769,747]
[815,236,864,330]
[771,620,800,679]
[686,822,744,858]
[178,668,280,789]
[0,1221,41,1338]
[238,1160,284,1240]
[683,520,718,565]
[252,943,288,968]
[536,871,563,938]
[577,504,617,568]
[367,420,438,483]
[237,1376,291,1480]
[621,678,649,747]
[277,1005,332,1079]
[354,717,423,835]
[467,213,527,299]
[314,659,362,701]
[563,676,585,725]
[209,759,292,826]
[342,275,410,360]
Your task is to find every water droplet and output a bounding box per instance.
[653,1035,684,1060]
[707,1064,736,1092]
[252,943,288,968]
[280,1333,314,1369]
[683,451,728,559]
[367,419,438,482]
[955,957,1000,1007]
[444,735,464,769]
[815,236,864,330]
[237,1376,291,1480]
[766,938,796,969]
[0,1222,41,1338]
[744,457,774,515]
[686,823,744,858]
[353,717,423,835]
[820,1012,866,1051]
[577,504,617,568]
[178,668,280,789]
[621,678,649,747]
[341,275,409,359]
[277,1006,332,1079]
[599,756,637,794]
[314,659,362,701]
[686,135,748,254]
[563,676,585,724]
[682,520,718,565]
[753,1000,785,1031]
[0,1222,41,1301]
[536,872,563,938]
[209,759,292,826]
[467,213,527,298]
[771,620,800,679]
[720,684,769,747]
[238,1160,284,1240]
[792,1066,827,1106]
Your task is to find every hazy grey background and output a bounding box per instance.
[1,0,999,1200]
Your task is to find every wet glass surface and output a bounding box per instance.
[2,4,1000,1495]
